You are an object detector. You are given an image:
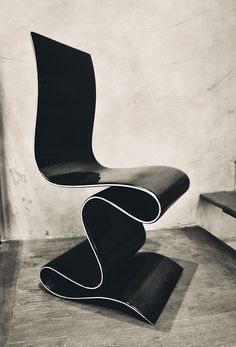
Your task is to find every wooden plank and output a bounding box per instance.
[7,336,68,347]
[200,191,236,218]
[0,240,22,347]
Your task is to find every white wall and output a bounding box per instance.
[0,0,236,239]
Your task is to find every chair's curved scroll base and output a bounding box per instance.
[39,184,185,325]
[40,251,182,325]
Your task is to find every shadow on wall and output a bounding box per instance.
[0,74,12,240]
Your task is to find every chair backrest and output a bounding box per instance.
[31,32,97,169]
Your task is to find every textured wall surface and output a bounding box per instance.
[0,0,236,239]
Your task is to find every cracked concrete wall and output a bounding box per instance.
[0,0,236,239]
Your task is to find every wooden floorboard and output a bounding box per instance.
[2,227,236,346]
[0,240,22,347]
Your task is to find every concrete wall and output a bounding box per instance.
[1,0,236,239]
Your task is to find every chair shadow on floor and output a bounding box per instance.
[155,257,198,332]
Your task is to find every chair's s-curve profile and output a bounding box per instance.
[31,32,190,325]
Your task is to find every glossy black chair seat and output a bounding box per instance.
[42,163,188,222]
[31,32,190,324]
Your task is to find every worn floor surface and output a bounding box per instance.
[1,226,236,347]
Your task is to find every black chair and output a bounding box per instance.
[31,32,190,324]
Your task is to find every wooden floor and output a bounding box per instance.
[1,226,236,347]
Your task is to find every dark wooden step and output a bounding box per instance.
[200,191,236,218]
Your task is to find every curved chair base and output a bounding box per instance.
[40,185,184,325]
[41,251,182,325]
